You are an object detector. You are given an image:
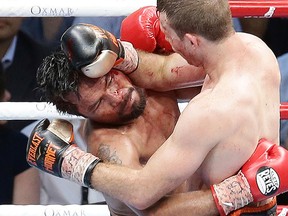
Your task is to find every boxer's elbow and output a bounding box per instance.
[128,196,155,210]
[127,188,161,210]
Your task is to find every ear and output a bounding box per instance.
[185,33,199,47]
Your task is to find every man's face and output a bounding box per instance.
[0,18,23,41]
[65,70,146,124]
[159,12,201,67]
[159,13,182,54]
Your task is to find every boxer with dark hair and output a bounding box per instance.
[29,2,285,215]
[35,7,203,215]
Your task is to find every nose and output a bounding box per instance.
[105,88,124,107]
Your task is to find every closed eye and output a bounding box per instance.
[88,99,102,113]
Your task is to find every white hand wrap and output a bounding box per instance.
[211,171,254,215]
[113,41,139,74]
[61,145,100,186]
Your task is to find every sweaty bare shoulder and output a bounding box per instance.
[238,32,277,61]
[86,126,142,168]
[237,32,279,86]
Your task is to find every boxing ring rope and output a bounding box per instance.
[280,103,288,120]
[229,0,288,17]
[0,102,84,120]
[1,102,288,120]
[0,1,288,216]
[0,0,287,17]
[1,102,288,216]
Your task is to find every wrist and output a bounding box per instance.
[113,41,139,74]
[61,146,102,188]
[211,171,254,215]
[83,157,102,188]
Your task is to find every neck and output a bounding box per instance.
[202,32,244,79]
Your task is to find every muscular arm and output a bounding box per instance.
[96,141,143,216]
[128,51,205,92]
[88,121,218,216]
[90,102,219,210]
[142,190,218,216]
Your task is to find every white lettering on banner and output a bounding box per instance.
[30,6,74,16]
[44,207,86,216]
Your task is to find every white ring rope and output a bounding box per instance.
[0,0,156,17]
[0,102,188,120]
[0,102,84,120]
[0,204,110,216]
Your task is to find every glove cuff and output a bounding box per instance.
[84,157,102,189]
[61,146,101,187]
[113,41,139,74]
[211,171,254,215]
[211,184,226,216]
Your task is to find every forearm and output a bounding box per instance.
[142,190,219,216]
[91,163,166,210]
[128,51,205,92]
[13,168,40,204]
[27,119,179,210]
[59,23,205,91]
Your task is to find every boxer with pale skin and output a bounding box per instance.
[28,1,288,215]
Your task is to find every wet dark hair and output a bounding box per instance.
[37,50,147,123]
[36,50,81,116]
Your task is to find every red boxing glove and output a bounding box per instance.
[211,139,288,215]
[120,6,173,53]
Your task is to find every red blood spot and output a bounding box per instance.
[110,70,119,75]
[171,66,182,74]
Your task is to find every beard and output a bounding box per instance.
[118,86,146,123]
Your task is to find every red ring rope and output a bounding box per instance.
[280,103,288,120]
[229,0,288,17]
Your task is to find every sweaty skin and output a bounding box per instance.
[87,15,280,211]
[86,91,188,215]
[65,68,204,215]
[34,2,280,213]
